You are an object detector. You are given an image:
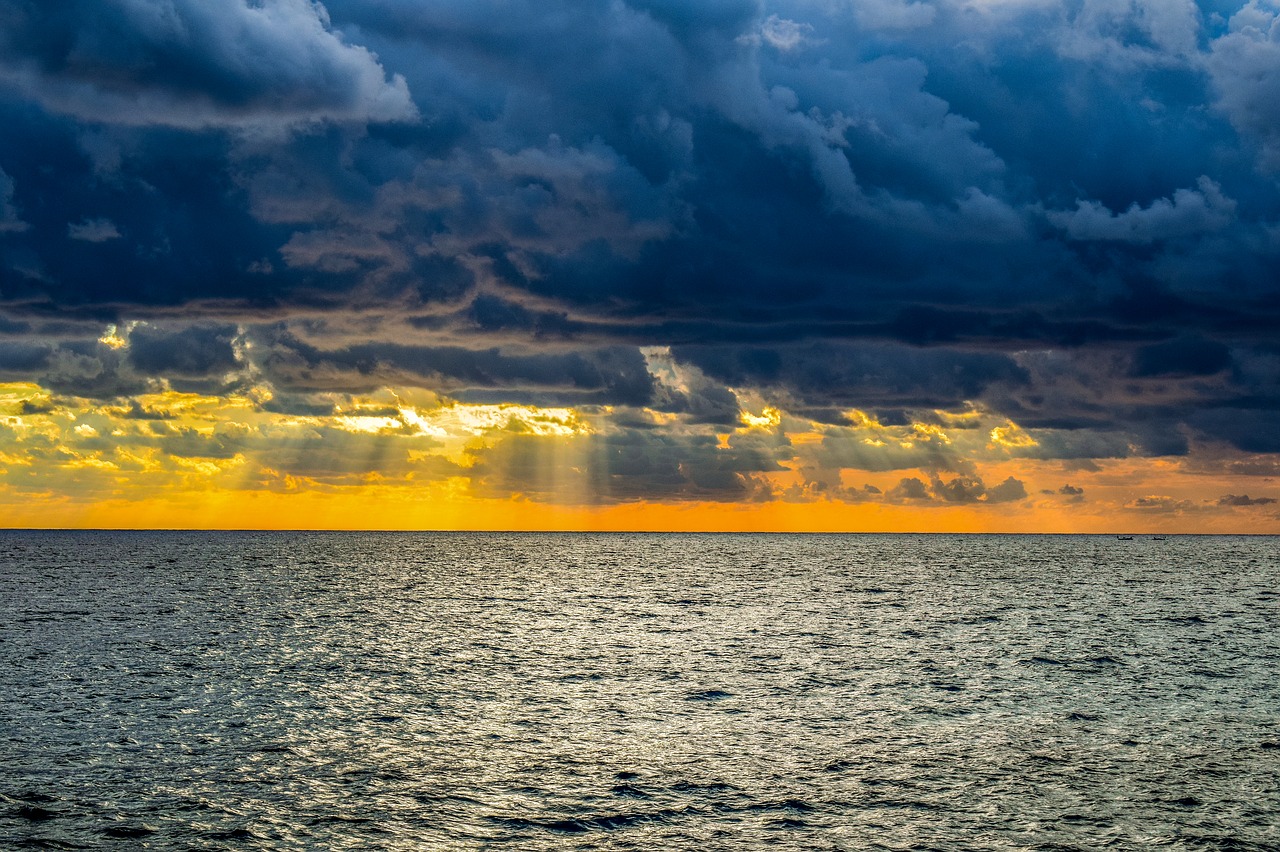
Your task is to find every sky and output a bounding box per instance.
[0,0,1279,531]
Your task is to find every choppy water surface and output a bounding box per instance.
[1,532,1278,850]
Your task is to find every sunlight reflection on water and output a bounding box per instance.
[1,532,1278,849]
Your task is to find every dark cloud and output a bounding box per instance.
[37,340,149,398]
[659,373,742,426]
[111,400,176,421]
[1046,483,1086,503]
[933,474,987,504]
[0,0,415,128]
[128,324,240,378]
[1190,409,1280,453]
[254,328,656,405]
[923,474,1026,505]
[0,111,296,307]
[0,339,52,374]
[888,476,930,502]
[1128,495,1195,513]
[882,471,1027,505]
[1130,336,1233,378]
[986,476,1029,504]
[1216,494,1277,507]
[672,343,1028,409]
[0,0,1277,486]
[469,424,787,504]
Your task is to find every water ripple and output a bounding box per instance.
[1,531,1278,850]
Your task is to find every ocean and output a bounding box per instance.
[1,531,1277,850]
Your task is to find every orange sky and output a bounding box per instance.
[3,482,1275,533]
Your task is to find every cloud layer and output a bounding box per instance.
[0,0,1278,523]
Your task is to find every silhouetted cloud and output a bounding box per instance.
[1128,495,1195,513]
[986,476,1029,504]
[1216,494,1277,507]
[888,476,931,502]
[468,424,787,504]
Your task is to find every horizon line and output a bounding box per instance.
[0,527,1268,536]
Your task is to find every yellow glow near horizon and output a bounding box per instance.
[2,478,1271,533]
[0,380,1277,532]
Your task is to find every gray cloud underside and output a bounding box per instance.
[1,0,1280,475]
[884,474,1028,506]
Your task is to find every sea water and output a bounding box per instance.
[1,532,1277,850]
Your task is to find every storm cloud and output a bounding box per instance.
[0,0,415,128]
[1,0,1279,513]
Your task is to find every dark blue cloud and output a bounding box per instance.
[1130,335,1233,377]
[672,341,1029,409]
[0,0,1278,457]
[253,326,657,405]
[128,323,239,377]
[0,0,414,127]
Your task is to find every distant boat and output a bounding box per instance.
[1116,535,1134,541]
[1151,535,1166,541]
